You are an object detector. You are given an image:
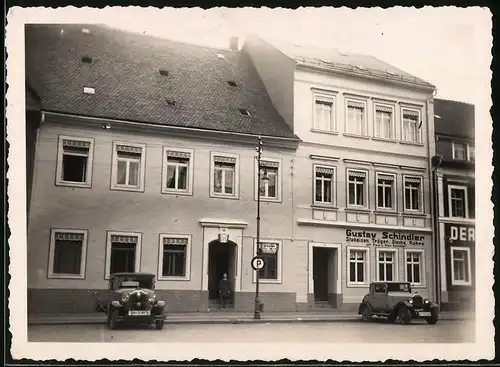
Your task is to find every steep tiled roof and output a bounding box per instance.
[434,98,475,139]
[264,39,434,89]
[25,24,299,140]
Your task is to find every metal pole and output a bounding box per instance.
[254,137,262,320]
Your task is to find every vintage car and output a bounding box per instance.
[99,272,166,330]
[358,281,439,325]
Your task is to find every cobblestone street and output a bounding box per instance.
[28,319,475,343]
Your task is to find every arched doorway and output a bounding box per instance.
[208,239,237,307]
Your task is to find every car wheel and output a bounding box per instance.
[155,320,165,330]
[397,306,412,325]
[361,304,373,321]
[387,313,397,323]
[426,310,439,325]
[108,308,118,330]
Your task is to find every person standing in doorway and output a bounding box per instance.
[218,273,230,309]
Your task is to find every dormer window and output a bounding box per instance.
[81,56,92,64]
[83,87,95,95]
[166,99,178,106]
[238,108,250,116]
[159,69,169,77]
[227,81,237,87]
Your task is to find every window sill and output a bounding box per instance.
[343,133,370,140]
[400,140,424,147]
[312,204,338,210]
[310,128,339,135]
[402,211,426,217]
[253,279,282,284]
[48,273,85,280]
[255,197,282,204]
[451,281,472,287]
[409,283,427,289]
[162,189,193,196]
[345,207,370,213]
[157,276,190,281]
[346,283,369,288]
[374,209,398,215]
[210,193,239,200]
[372,136,398,143]
[55,181,91,189]
[111,185,144,193]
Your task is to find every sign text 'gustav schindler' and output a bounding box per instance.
[345,229,425,247]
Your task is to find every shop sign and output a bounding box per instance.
[445,224,475,244]
[218,228,229,243]
[260,243,277,254]
[345,229,425,247]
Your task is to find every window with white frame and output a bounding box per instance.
[56,136,94,187]
[48,229,88,279]
[106,232,141,278]
[405,250,424,285]
[211,154,238,198]
[377,249,396,281]
[450,247,472,286]
[376,173,395,210]
[255,240,282,282]
[159,235,190,280]
[347,169,368,207]
[314,165,336,205]
[111,143,146,191]
[348,248,368,284]
[452,142,467,160]
[346,100,366,136]
[258,160,280,201]
[404,176,422,212]
[467,145,475,161]
[401,109,421,143]
[314,94,336,132]
[162,148,193,195]
[374,104,394,139]
[448,185,468,218]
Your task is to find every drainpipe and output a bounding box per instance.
[431,155,443,310]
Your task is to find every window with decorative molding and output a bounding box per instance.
[211,154,239,198]
[314,94,336,132]
[105,232,142,278]
[377,249,396,281]
[162,148,194,195]
[346,100,366,136]
[56,136,94,187]
[48,229,88,279]
[159,235,191,280]
[347,169,368,208]
[376,173,396,210]
[348,248,368,285]
[314,165,336,205]
[405,250,424,286]
[450,247,472,286]
[254,240,282,283]
[374,104,394,139]
[257,159,281,201]
[403,176,423,212]
[401,109,421,143]
[452,142,467,160]
[111,142,146,191]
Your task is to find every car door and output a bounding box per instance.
[371,283,389,312]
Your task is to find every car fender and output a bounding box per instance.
[429,302,439,309]
[358,302,365,314]
[395,300,412,311]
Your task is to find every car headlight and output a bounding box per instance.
[409,298,413,304]
[424,298,430,304]
[121,294,129,303]
[149,294,156,303]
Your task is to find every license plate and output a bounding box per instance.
[128,310,150,316]
[418,311,431,317]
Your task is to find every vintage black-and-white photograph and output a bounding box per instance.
[7,5,493,362]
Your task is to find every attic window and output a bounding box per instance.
[81,56,92,64]
[227,81,237,87]
[217,53,226,59]
[387,71,398,76]
[83,87,95,95]
[166,99,178,106]
[238,108,250,116]
[159,69,169,77]
[82,28,90,34]
[355,65,367,71]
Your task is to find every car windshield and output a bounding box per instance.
[387,283,411,293]
[115,276,154,289]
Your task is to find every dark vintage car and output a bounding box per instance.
[98,272,166,330]
[358,281,439,325]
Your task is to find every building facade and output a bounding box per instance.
[434,98,475,311]
[25,24,301,313]
[245,37,438,310]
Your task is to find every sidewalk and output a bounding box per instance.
[28,310,474,326]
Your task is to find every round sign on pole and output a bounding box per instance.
[251,256,265,271]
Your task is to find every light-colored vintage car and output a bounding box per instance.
[98,272,167,330]
[358,281,439,325]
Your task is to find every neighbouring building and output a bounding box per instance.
[433,98,475,311]
[245,37,438,310]
[25,24,301,313]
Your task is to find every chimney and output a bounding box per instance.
[229,37,239,51]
